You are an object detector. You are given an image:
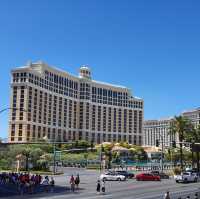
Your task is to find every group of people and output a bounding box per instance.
[0,172,55,195]
[69,174,80,192]
[96,179,105,194]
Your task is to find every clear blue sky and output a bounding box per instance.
[0,0,200,139]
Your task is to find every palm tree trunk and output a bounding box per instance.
[197,152,200,172]
[180,143,183,170]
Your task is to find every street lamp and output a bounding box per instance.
[43,136,56,175]
[0,107,27,114]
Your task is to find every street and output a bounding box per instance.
[1,168,200,199]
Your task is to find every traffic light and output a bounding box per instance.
[172,141,176,148]
[156,139,159,147]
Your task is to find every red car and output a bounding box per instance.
[136,173,161,181]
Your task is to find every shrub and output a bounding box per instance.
[173,167,182,175]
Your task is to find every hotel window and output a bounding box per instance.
[108,134,111,142]
[11,124,15,137]
[68,131,71,140]
[85,132,89,141]
[123,135,126,142]
[103,133,106,142]
[124,109,127,133]
[79,102,83,129]
[92,105,96,131]
[134,111,137,134]
[79,131,82,140]
[139,111,142,134]
[134,135,137,145]
[129,135,132,143]
[18,124,23,139]
[129,110,133,133]
[97,106,101,131]
[118,134,121,142]
[113,134,116,142]
[97,133,100,144]
[73,101,77,128]
[53,96,57,126]
[73,131,76,141]
[86,103,89,129]
[103,107,107,132]
[64,99,68,127]
[108,107,111,132]
[118,109,122,132]
[113,108,116,132]
[139,135,142,145]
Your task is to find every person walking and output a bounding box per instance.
[101,179,105,194]
[42,177,49,192]
[96,180,101,194]
[75,174,80,190]
[70,175,75,192]
[163,191,170,199]
[50,177,55,193]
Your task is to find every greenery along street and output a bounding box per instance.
[0,140,148,172]
[1,115,200,172]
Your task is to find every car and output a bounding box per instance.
[174,172,198,183]
[100,171,126,181]
[150,171,169,179]
[136,173,161,181]
[115,170,135,179]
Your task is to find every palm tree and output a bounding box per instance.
[186,124,200,171]
[169,116,193,170]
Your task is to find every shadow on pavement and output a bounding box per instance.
[0,184,85,198]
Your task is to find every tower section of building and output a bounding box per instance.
[8,61,143,145]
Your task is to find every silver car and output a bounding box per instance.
[100,172,126,181]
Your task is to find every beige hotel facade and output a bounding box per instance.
[8,61,143,145]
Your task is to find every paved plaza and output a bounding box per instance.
[1,168,200,199]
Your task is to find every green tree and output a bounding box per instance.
[170,116,193,170]
[186,124,200,171]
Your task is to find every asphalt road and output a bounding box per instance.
[1,168,200,199]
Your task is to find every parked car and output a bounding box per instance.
[100,171,126,181]
[136,173,161,181]
[115,170,135,179]
[174,172,198,183]
[150,171,169,179]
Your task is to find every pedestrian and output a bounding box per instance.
[96,180,101,194]
[50,177,55,193]
[70,175,75,192]
[194,192,198,199]
[163,190,170,199]
[101,179,105,194]
[42,177,49,192]
[75,174,80,189]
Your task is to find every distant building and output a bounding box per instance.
[143,118,176,147]
[182,107,200,128]
[8,61,143,144]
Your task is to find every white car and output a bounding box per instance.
[100,172,126,181]
[174,172,198,183]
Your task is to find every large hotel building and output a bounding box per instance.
[143,108,200,148]
[143,118,176,147]
[8,61,143,144]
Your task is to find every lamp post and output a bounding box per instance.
[0,107,27,114]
